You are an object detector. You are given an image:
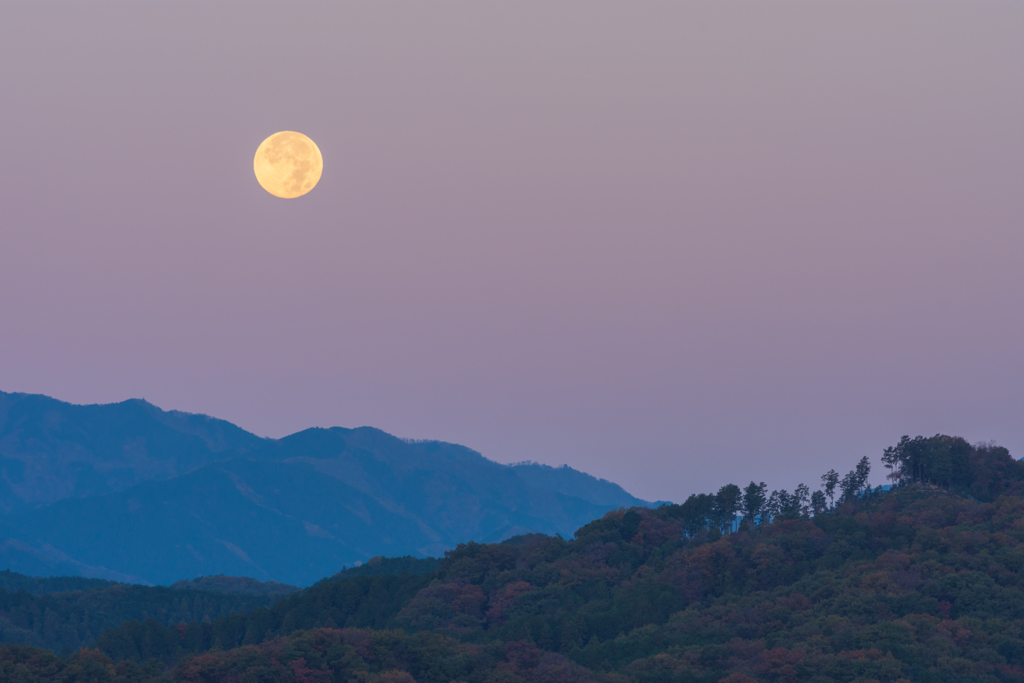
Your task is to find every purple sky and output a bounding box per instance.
[1,1,1022,502]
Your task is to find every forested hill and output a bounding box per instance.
[0,569,113,595]
[167,575,299,596]
[0,573,289,653]
[328,555,441,579]
[10,433,1024,683]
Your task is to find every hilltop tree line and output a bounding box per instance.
[667,454,874,542]
[5,434,1024,683]
[669,435,1015,547]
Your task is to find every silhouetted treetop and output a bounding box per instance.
[882,433,1023,499]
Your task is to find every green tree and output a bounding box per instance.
[793,483,810,517]
[839,457,870,503]
[810,490,827,516]
[821,469,839,508]
[716,484,742,534]
[742,482,767,529]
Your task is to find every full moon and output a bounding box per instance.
[253,131,323,199]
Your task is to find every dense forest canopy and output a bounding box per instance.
[0,581,285,654]
[5,434,1024,683]
[881,435,1013,497]
[0,570,114,596]
[167,576,299,597]
[328,557,442,580]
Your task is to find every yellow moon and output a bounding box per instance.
[253,131,323,198]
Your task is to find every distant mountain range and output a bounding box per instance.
[0,392,263,513]
[0,391,661,586]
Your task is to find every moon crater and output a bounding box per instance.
[253,131,323,199]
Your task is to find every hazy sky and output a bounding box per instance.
[1,1,1021,502]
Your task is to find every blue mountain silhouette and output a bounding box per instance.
[0,391,658,585]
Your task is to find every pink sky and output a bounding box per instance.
[1,1,1021,501]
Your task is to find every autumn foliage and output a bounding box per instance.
[6,435,1024,682]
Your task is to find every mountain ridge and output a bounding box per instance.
[0,391,659,586]
[0,390,264,514]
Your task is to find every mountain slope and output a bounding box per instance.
[259,427,620,545]
[4,438,622,585]
[0,393,659,586]
[0,518,145,583]
[5,458,428,586]
[0,391,265,513]
[510,460,661,508]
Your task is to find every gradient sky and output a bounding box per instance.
[1,1,1021,502]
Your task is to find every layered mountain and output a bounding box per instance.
[0,391,263,513]
[0,392,657,586]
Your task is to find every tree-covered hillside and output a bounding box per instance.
[167,575,299,596]
[6,434,1024,682]
[0,570,114,595]
[0,578,286,653]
